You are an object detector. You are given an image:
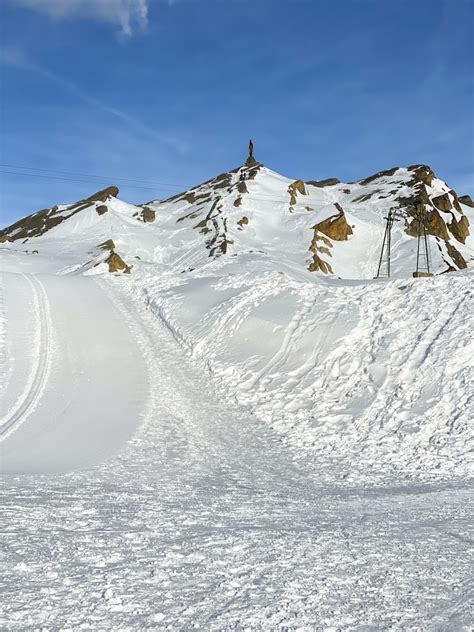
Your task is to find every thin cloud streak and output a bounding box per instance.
[7,0,149,36]
[0,49,189,154]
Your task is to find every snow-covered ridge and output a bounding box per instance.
[1,160,473,279]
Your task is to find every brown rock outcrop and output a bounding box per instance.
[445,242,467,269]
[307,204,352,274]
[426,209,450,240]
[99,239,116,251]
[359,167,399,186]
[448,215,470,244]
[459,194,474,208]
[98,239,131,273]
[432,193,452,212]
[408,165,435,187]
[405,209,450,241]
[105,252,132,274]
[313,204,353,241]
[308,254,333,274]
[307,178,340,188]
[141,206,156,223]
[237,216,249,229]
[237,181,248,194]
[288,180,307,206]
[70,186,119,211]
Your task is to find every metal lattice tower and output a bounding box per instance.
[413,203,433,278]
[376,208,400,278]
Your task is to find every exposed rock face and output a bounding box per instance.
[105,252,132,273]
[448,215,470,244]
[140,206,156,223]
[426,209,450,241]
[307,178,341,188]
[168,161,263,259]
[99,239,116,251]
[432,193,452,213]
[367,164,471,271]
[459,194,474,208]
[1,208,65,242]
[237,216,249,230]
[288,180,307,207]
[67,186,119,212]
[87,186,119,203]
[445,241,467,270]
[308,231,334,274]
[308,204,353,274]
[0,185,120,242]
[359,167,399,186]
[99,239,132,273]
[313,204,353,241]
[408,164,435,187]
[96,205,108,216]
[405,206,462,244]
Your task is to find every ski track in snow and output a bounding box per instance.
[0,274,6,402]
[142,267,473,484]
[0,274,53,441]
[0,274,473,630]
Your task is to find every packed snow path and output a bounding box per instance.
[0,274,472,629]
[0,274,53,441]
[0,272,147,472]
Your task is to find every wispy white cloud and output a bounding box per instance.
[0,49,189,154]
[8,0,149,36]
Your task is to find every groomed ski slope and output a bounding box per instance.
[0,264,473,629]
[0,272,147,472]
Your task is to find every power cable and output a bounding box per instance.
[0,169,179,194]
[0,167,355,210]
[0,163,190,191]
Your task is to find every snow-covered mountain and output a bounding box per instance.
[1,155,472,480]
[1,158,473,278]
[1,158,473,629]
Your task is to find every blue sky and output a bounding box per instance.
[1,0,473,225]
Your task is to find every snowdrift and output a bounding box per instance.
[133,261,474,483]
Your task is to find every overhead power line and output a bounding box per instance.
[0,163,190,191]
[0,169,179,194]
[0,165,350,210]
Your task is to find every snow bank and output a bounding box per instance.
[133,262,474,483]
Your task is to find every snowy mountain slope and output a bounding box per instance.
[1,160,473,279]
[144,161,474,278]
[1,158,473,629]
[1,157,472,480]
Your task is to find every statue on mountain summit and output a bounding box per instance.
[249,138,254,160]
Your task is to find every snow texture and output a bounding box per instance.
[0,162,473,629]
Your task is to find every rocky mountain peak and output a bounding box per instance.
[1,160,472,279]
